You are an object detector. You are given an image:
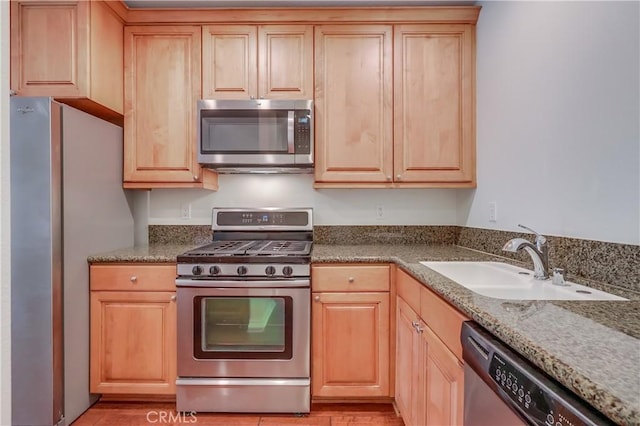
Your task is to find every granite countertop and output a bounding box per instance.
[87,244,197,263]
[88,243,640,424]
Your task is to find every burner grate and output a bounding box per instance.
[248,240,311,255]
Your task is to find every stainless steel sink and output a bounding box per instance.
[419,261,627,301]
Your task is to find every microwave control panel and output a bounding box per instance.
[294,111,312,154]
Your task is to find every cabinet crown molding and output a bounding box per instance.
[118,5,481,24]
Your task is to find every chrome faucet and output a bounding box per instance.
[502,224,549,280]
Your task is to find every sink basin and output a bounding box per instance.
[419,261,628,301]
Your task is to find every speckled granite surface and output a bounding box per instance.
[149,225,212,245]
[312,244,640,426]
[314,225,459,245]
[87,244,197,263]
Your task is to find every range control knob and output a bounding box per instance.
[282,266,293,277]
[209,265,221,276]
[237,266,248,276]
[265,266,276,276]
[192,265,203,276]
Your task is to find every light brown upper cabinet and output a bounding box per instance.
[202,25,313,100]
[123,25,218,189]
[314,25,394,184]
[394,24,476,186]
[315,23,476,188]
[10,0,124,125]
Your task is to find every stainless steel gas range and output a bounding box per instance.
[175,208,312,414]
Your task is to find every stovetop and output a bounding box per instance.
[177,208,313,279]
[182,240,312,257]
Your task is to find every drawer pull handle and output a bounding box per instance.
[130,276,138,283]
[348,277,355,283]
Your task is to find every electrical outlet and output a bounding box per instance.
[180,203,192,220]
[489,202,497,222]
[376,205,385,220]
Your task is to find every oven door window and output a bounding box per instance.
[193,296,293,359]
[201,110,289,153]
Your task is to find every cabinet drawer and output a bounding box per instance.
[420,286,469,361]
[312,264,390,292]
[90,264,176,291]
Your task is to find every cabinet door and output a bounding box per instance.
[124,26,209,187]
[258,25,313,99]
[90,291,177,394]
[312,292,390,398]
[87,1,124,115]
[314,25,393,183]
[396,296,423,426]
[422,325,464,426]
[202,25,257,99]
[394,24,475,185]
[11,1,89,97]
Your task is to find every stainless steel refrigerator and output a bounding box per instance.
[10,97,135,425]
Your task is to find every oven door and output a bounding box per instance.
[176,281,310,378]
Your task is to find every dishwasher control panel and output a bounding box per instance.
[462,322,615,426]
[490,353,581,426]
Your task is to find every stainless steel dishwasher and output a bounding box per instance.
[461,322,614,426]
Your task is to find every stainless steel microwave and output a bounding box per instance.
[197,99,313,173]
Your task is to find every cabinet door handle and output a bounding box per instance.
[314,295,321,302]
[130,276,137,283]
[396,174,402,180]
[170,295,176,301]
[193,175,198,181]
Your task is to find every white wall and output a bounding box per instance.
[149,174,459,225]
[148,1,639,246]
[460,1,640,244]
[0,1,11,424]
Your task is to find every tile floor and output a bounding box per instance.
[71,401,405,425]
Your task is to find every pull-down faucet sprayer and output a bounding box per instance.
[502,224,549,280]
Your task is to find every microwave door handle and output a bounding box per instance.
[287,110,295,153]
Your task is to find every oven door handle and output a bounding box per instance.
[176,378,310,387]
[176,278,310,288]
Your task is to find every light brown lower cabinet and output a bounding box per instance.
[396,270,467,426]
[311,264,391,398]
[90,264,177,395]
